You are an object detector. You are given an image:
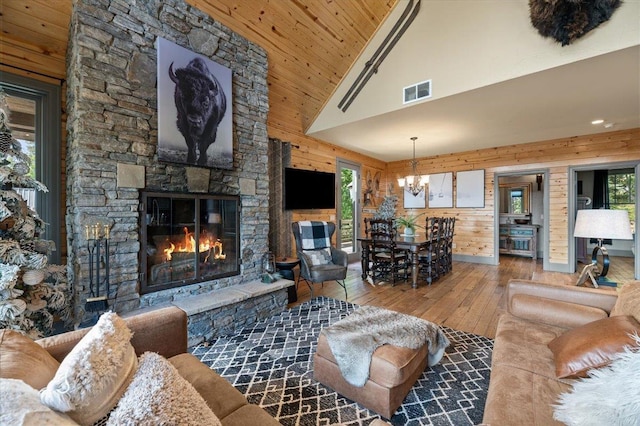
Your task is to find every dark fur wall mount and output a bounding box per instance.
[529,0,622,46]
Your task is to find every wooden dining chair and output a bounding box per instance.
[442,217,456,274]
[367,219,409,285]
[418,217,443,285]
[364,218,392,280]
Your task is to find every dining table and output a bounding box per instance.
[357,234,431,289]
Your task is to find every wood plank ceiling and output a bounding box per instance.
[0,0,71,82]
[0,0,396,144]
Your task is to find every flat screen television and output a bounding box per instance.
[284,167,336,210]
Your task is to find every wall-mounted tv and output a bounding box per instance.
[284,167,336,210]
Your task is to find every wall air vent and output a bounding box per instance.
[403,79,431,104]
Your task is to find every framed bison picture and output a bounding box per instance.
[157,37,233,169]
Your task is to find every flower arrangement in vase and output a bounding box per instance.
[395,212,426,236]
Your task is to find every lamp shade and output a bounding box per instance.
[574,209,633,240]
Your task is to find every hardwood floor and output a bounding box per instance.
[288,255,635,339]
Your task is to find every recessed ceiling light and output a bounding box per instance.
[591,119,604,125]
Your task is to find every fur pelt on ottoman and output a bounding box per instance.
[322,305,450,386]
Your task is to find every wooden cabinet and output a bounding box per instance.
[499,224,538,260]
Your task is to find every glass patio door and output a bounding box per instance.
[336,159,360,263]
[1,74,61,263]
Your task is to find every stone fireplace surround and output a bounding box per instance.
[65,0,278,331]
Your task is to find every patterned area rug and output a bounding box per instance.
[192,297,493,425]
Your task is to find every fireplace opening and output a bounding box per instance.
[140,192,240,294]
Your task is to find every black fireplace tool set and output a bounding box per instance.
[85,225,110,312]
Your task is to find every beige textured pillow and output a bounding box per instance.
[302,248,332,265]
[610,281,640,322]
[548,315,640,378]
[0,378,78,425]
[40,312,137,425]
[0,329,60,390]
[106,352,222,426]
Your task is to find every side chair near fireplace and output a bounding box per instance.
[292,221,348,299]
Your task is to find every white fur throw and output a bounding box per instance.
[322,306,450,387]
[553,334,640,425]
[106,352,222,426]
[0,378,78,425]
[40,312,137,425]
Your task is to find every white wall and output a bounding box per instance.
[311,0,640,132]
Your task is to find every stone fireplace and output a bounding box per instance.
[65,0,270,325]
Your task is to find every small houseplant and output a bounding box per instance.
[395,212,426,236]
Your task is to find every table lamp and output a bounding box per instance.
[573,209,633,286]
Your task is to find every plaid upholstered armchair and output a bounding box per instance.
[292,221,348,299]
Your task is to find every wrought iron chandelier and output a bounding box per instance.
[397,137,428,196]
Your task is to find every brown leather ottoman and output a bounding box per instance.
[313,333,428,419]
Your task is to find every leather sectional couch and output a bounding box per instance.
[483,279,639,424]
[34,307,280,425]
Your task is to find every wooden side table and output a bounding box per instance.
[276,257,300,303]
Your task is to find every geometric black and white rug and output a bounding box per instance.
[192,297,493,425]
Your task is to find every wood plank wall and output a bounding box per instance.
[387,129,640,267]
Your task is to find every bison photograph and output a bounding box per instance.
[157,37,232,170]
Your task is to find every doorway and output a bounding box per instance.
[496,171,548,267]
[336,159,361,263]
[571,163,639,281]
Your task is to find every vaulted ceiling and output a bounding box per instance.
[1,0,638,162]
[186,0,397,144]
[0,0,396,151]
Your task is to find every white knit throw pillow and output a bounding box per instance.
[553,335,640,425]
[40,312,137,425]
[0,378,78,425]
[106,352,222,426]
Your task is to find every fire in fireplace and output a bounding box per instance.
[140,192,240,294]
[162,226,226,262]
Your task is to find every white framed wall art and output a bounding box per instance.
[456,169,485,208]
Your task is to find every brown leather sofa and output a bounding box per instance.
[482,279,625,425]
[36,306,280,426]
